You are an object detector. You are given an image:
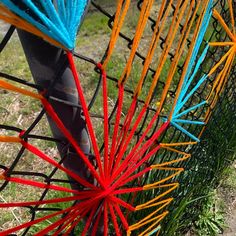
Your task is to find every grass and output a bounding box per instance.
[79,12,111,37]
[0,28,61,232]
[0,3,142,232]
[222,162,236,190]
[194,191,226,236]
[191,156,236,236]
[0,2,236,236]
[161,104,236,236]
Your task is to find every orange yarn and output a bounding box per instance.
[118,0,154,86]
[0,5,65,49]
[0,136,21,143]
[103,0,131,69]
[0,79,43,100]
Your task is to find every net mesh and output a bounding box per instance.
[0,0,235,235]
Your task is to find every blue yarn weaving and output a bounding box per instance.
[0,0,89,50]
[170,0,213,142]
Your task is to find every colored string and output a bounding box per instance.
[66,52,105,182]
[0,0,88,49]
[0,204,82,235]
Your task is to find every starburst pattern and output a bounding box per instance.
[0,0,235,235]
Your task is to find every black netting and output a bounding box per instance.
[0,0,235,235]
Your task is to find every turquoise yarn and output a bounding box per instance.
[0,0,89,50]
[170,0,213,142]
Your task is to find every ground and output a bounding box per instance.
[0,3,236,235]
[220,161,236,236]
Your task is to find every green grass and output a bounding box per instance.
[78,11,111,41]
[222,163,236,190]
[0,2,236,236]
[194,191,226,236]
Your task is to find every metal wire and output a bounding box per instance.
[0,0,235,235]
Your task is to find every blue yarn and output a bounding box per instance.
[148,226,161,236]
[65,0,72,30]
[177,0,212,91]
[172,119,205,125]
[1,0,88,50]
[185,0,213,81]
[1,0,70,48]
[178,0,213,97]
[70,0,76,32]
[170,0,213,142]
[171,122,200,142]
[57,0,67,25]
[176,74,208,114]
[72,0,79,27]
[174,101,207,119]
[177,45,209,104]
[23,0,69,44]
[70,0,84,41]
[0,0,62,45]
[41,0,69,37]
